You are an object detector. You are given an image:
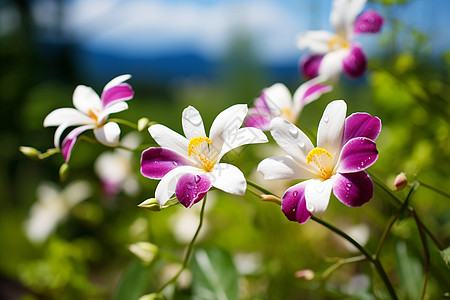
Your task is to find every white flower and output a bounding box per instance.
[141,104,268,208]
[24,181,91,244]
[44,75,134,161]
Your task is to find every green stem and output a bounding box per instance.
[412,211,430,300]
[321,255,366,280]
[246,180,276,197]
[310,216,398,300]
[108,118,139,130]
[158,195,207,293]
[418,181,450,199]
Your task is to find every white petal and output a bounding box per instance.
[44,108,92,127]
[263,83,292,118]
[94,122,121,146]
[305,179,334,217]
[257,156,316,180]
[318,49,349,81]
[97,102,129,124]
[330,0,366,38]
[103,74,132,91]
[155,165,201,206]
[317,100,347,159]
[209,104,248,159]
[296,30,334,54]
[291,77,331,118]
[218,127,268,161]
[148,124,189,158]
[62,180,92,207]
[210,163,246,195]
[73,85,102,114]
[269,118,315,168]
[182,106,206,140]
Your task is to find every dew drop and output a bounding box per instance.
[314,184,324,193]
[293,191,298,198]
[297,141,305,149]
[195,175,201,183]
[346,183,352,188]
[288,126,298,137]
[323,115,329,123]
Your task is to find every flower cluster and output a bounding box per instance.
[297,0,383,81]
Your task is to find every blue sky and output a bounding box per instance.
[25,0,450,64]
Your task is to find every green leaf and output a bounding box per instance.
[440,246,450,269]
[113,260,152,300]
[395,242,423,299]
[191,248,239,300]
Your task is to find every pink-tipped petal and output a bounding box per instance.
[281,181,311,224]
[61,125,94,161]
[244,114,271,131]
[354,10,384,34]
[300,54,323,80]
[140,147,192,179]
[333,171,373,207]
[342,45,367,78]
[338,137,378,173]
[101,83,134,108]
[175,173,211,208]
[344,113,381,144]
[301,84,333,106]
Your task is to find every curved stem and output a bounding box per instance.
[310,216,398,300]
[108,118,139,130]
[158,195,207,292]
[418,181,450,199]
[412,210,430,300]
[321,255,366,280]
[246,180,277,197]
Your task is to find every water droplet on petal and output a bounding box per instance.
[314,184,324,193]
[289,125,298,137]
[297,141,305,149]
[293,191,298,198]
[195,175,201,183]
[323,115,329,123]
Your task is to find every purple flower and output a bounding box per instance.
[245,79,332,131]
[297,0,383,81]
[43,75,134,161]
[140,105,267,208]
[258,100,381,224]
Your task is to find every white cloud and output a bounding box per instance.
[57,0,307,63]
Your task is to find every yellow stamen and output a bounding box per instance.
[328,34,350,50]
[306,147,334,180]
[88,109,99,123]
[188,136,215,172]
[281,108,292,121]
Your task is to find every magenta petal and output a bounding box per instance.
[342,45,367,78]
[343,113,381,144]
[339,137,378,173]
[140,147,190,179]
[61,125,92,162]
[302,84,332,105]
[101,83,134,108]
[244,114,271,130]
[175,173,211,208]
[354,10,384,34]
[281,182,311,224]
[333,171,373,207]
[300,54,323,80]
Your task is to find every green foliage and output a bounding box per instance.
[190,248,239,300]
[113,261,153,300]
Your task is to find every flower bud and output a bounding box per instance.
[129,242,158,265]
[138,293,164,300]
[295,269,315,280]
[19,146,41,160]
[137,117,150,132]
[59,163,70,181]
[394,172,408,191]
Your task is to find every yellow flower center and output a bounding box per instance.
[306,147,334,180]
[281,108,293,122]
[328,34,350,50]
[188,136,215,172]
[88,109,100,124]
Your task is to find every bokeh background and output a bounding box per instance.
[1,0,449,299]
